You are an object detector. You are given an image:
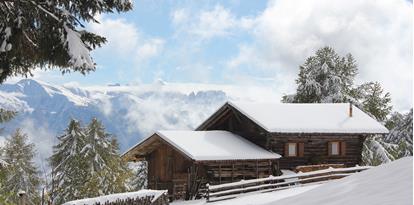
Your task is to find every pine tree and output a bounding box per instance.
[0,0,132,83]
[282,47,357,103]
[0,129,41,204]
[49,119,87,205]
[81,118,132,197]
[0,108,16,123]
[128,161,148,190]
[354,82,392,122]
[385,109,413,158]
[50,118,134,203]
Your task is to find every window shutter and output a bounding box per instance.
[284,143,289,157]
[328,142,332,156]
[298,143,304,157]
[341,141,347,156]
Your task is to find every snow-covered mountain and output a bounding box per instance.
[0,79,280,154]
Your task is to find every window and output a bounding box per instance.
[328,141,346,156]
[285,142,304,157]
[330,142,340,155]
[288,143,297,156]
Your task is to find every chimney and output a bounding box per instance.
[349,102,353,117]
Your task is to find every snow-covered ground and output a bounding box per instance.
[63,189,167,205]
[171,184,320,205]
[173,157,413,205]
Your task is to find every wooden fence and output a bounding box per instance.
[206,165,370,202]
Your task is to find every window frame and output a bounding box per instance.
[330,141,340,156]
[287,142,298,157]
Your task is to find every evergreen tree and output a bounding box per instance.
[81,118,132,196]
[0,129,41,204]
[0,108,16,123]
[282,47,357,103]
[354,82,392,122]
[385,111,405,130]
[50,118,134,203]
[0,0,132,83]
[362,135,398,166]
[385,109,413,158]
[49,119,87,205]
[128,161,148,190]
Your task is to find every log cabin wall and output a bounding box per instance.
[268,134,367,169]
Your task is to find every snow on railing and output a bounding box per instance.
[206,165,370,202]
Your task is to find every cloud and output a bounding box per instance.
[171,5,252,41]
[227,0,412,111]
[90,15,165,63]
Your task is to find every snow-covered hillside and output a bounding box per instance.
[0,79,280,153]
[172,157,413,205]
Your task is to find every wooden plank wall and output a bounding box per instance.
[268,134,366,169]
[147,143,193,200]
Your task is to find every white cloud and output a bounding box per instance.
[171,5,251,40]
[228,0,412,111]
[90,15,164,63]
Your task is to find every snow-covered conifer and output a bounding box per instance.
[49,119,87,204]
[283,47,357,103]
[0,0,132,83]
[385,109,413,158]
[80,118,132,197]
[354,82,392,122]
[0,129,41,204]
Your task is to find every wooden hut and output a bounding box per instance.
[123,130,280,200]
[196,102,389,169]
[123,102,388,200]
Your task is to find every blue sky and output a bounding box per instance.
[10,0,413,110]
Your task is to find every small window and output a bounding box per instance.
[330,142,340,155]
[288,143,297,157]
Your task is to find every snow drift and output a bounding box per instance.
[270,157,413,205]
[62,189,166,205]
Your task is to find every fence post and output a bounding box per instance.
[18,190,27,205]
[206,183,210,202]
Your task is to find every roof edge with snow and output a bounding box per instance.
[196,101,389,134]
[123,130,281,162]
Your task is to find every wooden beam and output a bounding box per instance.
[256,160,259,179]
[231,164,234,182]
[219,163,222,184]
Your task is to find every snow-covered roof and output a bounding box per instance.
[63,189,166,205]
[200,102,388,134]
[124,130,281,161]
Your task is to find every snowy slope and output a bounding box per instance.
[172,157,412,205]
[270,157,413,205]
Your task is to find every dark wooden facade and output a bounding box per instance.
[197,103,367,169]
[127,134,277,200]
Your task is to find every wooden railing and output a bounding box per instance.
[205,166,370,202]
